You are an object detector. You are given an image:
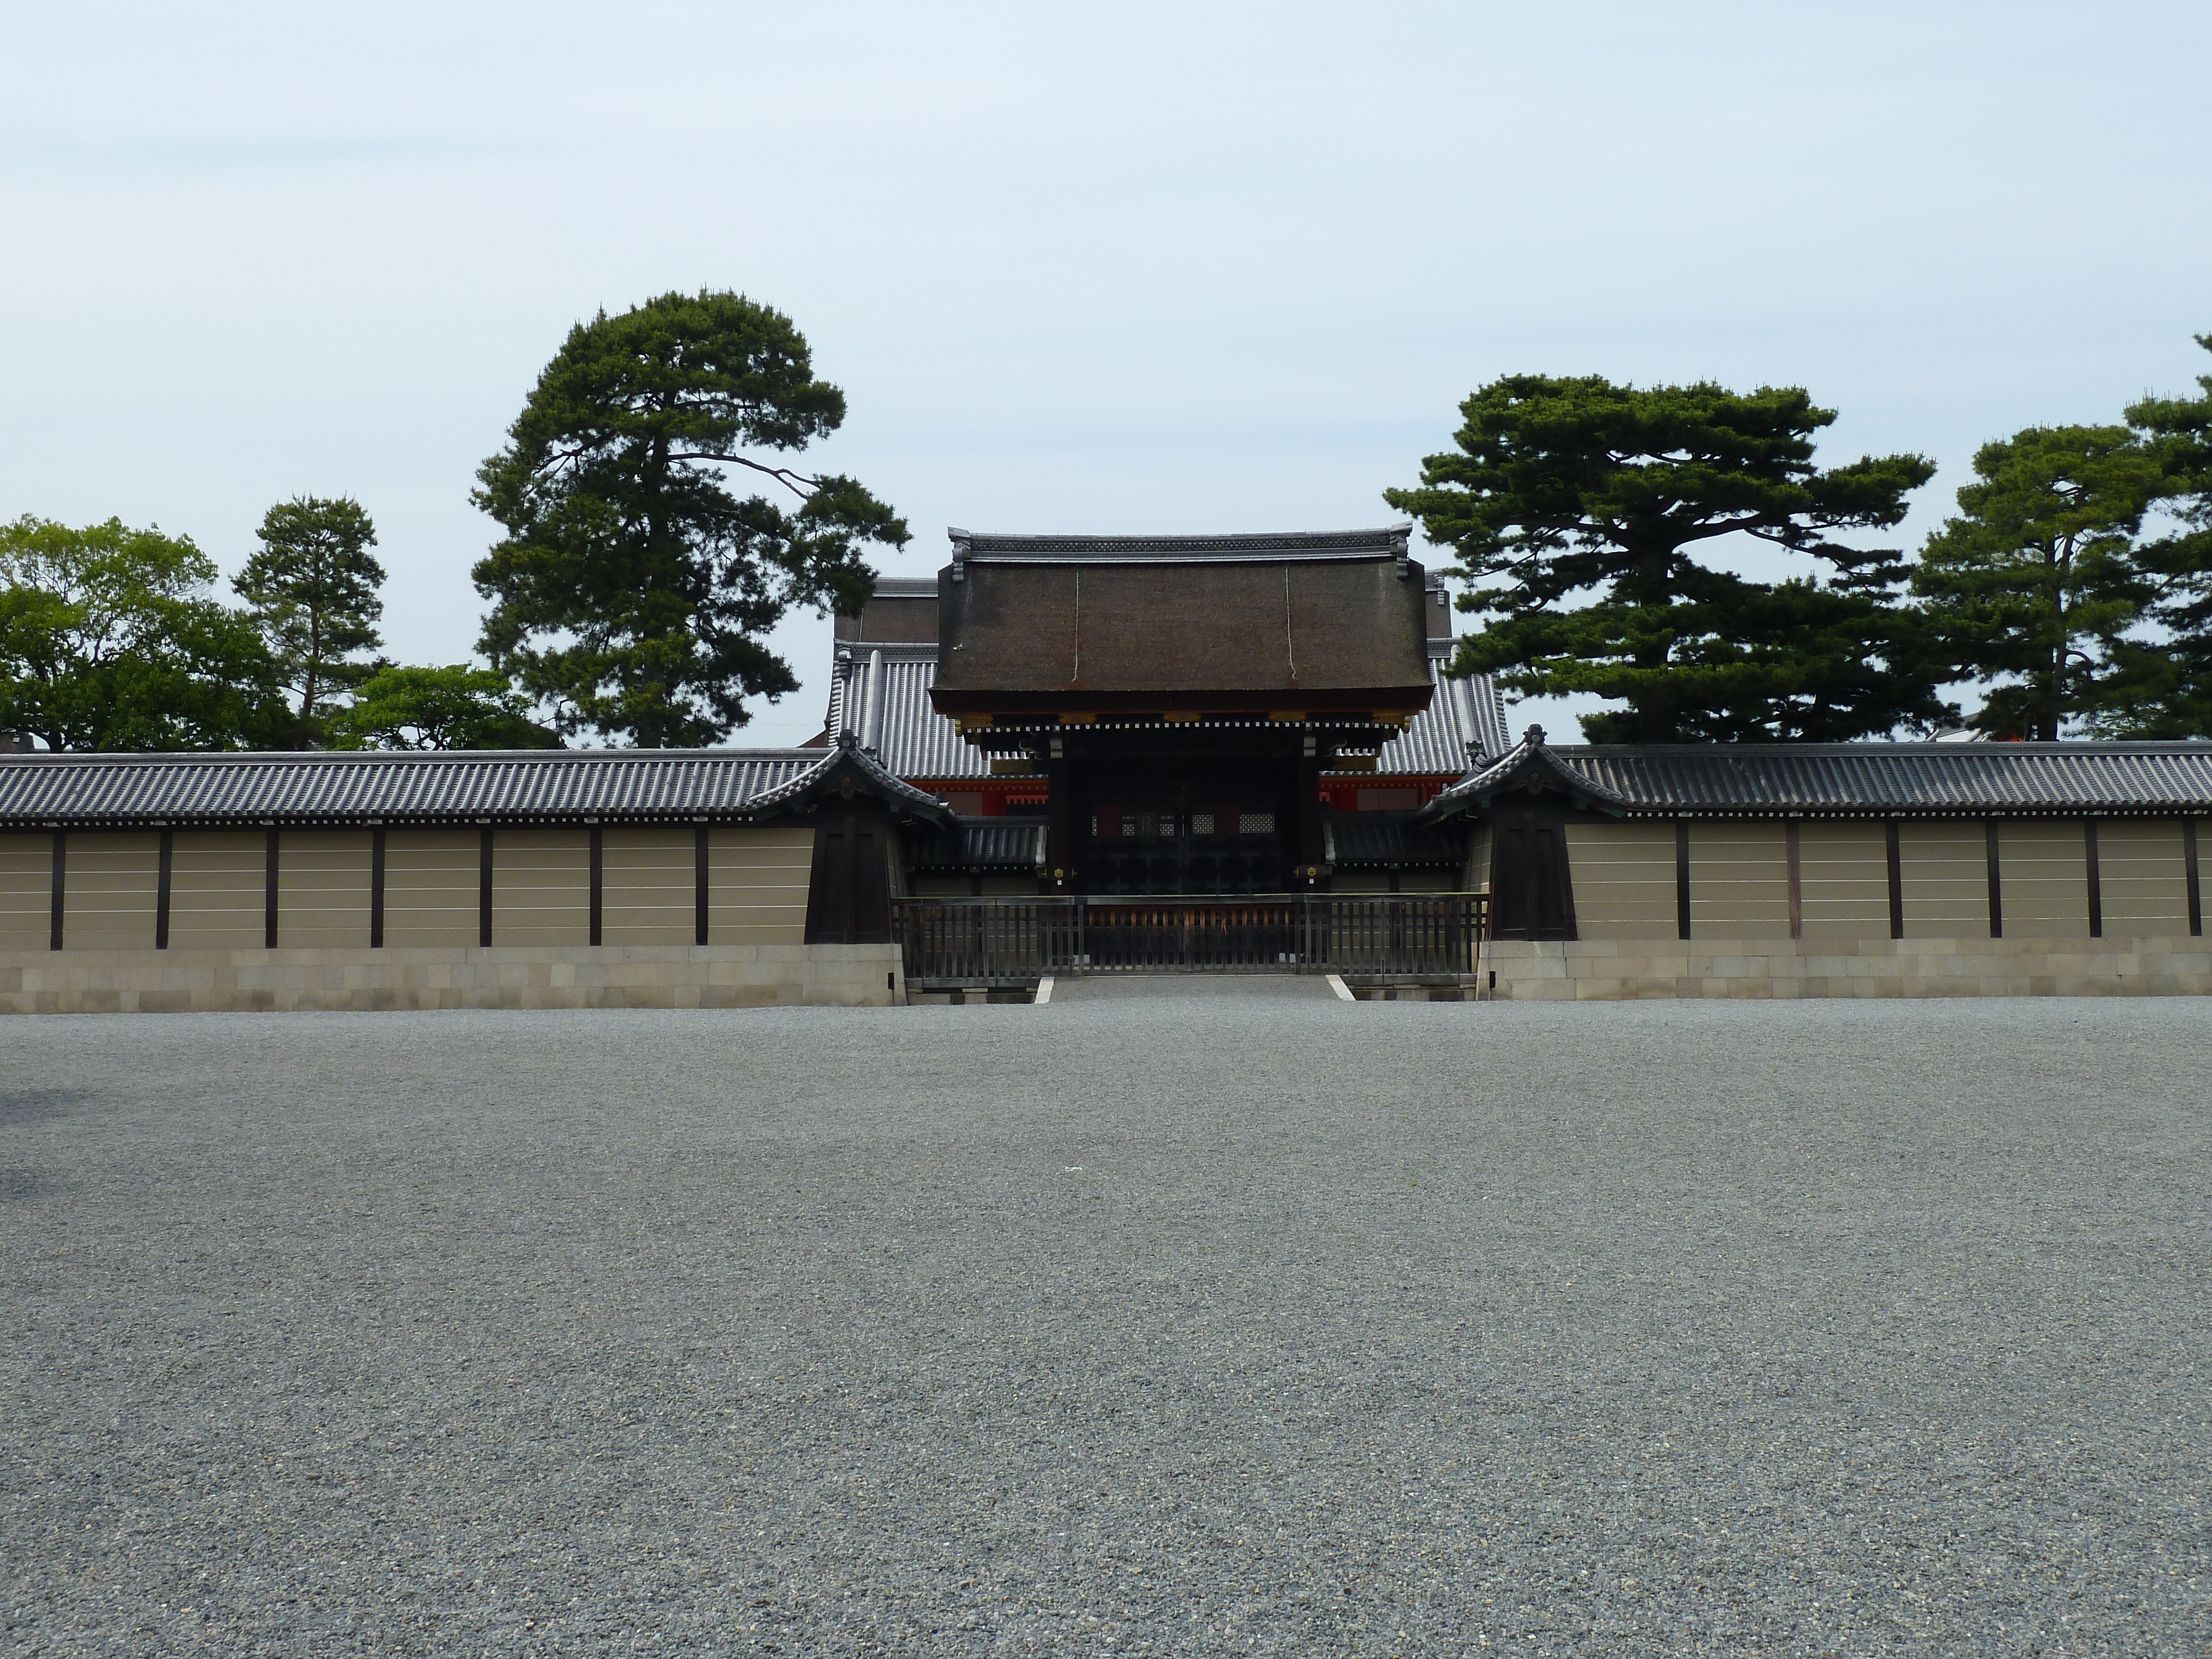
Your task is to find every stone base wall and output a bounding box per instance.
[1484,935,2212,999]
[0,943,905,1014]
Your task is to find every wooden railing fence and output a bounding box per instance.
[894,894,1486,983]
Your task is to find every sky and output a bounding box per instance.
[4,1,2208,744]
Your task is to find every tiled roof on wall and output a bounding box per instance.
[0,742,949,828]
[1423,729,2212,819]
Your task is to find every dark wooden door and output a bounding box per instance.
[1491,808,1576,940]
[804,811,893,943]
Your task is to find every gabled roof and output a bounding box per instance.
[1421,731,2212,820]
[830,644,985,779]
[0,737,953,830]
[1418,727,1634,819]
[1366,648,1512,774]
[739,735,956,826]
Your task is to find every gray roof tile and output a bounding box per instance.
[0,748,875,827]
[827,642,1509,781]
[1426,731,2212,818]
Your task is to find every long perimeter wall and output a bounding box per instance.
[0,825,904,1011]
[1499,816,2209,998]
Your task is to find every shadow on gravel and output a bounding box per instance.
[0,1088,95,1129]
[0,1169,65,1203]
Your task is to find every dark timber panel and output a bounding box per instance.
[805,811,894,945]
[1491,807,1575,942]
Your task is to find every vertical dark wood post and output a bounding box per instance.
[2083,818,2103,939]
[155,830,173,950]
[264,830,280,948]
[369,828,385,948]
[694,825,709,946]
[1885,818,1904,940]
[1296,755,1326,887]
[1985,820,2004,939]
[1674,821,1692,941]
[478,827,494,947]
[2185,818,2203,937]
[589,826,604,946]
[1042,755,1073,894]
[49,830,65,951]
[1785,819,1803,941]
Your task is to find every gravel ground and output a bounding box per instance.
[2,997,2207,1657]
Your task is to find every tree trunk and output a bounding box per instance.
[1626,538,1679,742]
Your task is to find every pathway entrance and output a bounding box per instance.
[1043,973,1338,1002]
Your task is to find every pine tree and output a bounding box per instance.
[1386,374,1942,742]
[473,290,907,748]
[1913,426,2164,739]
[235,495,385,738]
[2095,335,2212,737]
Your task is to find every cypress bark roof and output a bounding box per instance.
[931,530,1435,713]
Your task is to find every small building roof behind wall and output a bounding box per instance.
[828,639,1511,781]
[1421,729,2212,820]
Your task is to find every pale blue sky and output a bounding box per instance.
[3,2,2206,742]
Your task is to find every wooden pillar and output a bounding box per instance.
[49,830,64,951]
[1042,753,1074,893]
[1674,821,1692,941]
[264,830,280,948]
[1885,819,1903,939]
[2084,818,2103,938]
[589,826,604,946]
[694,825,709,946]
[155,830,173,950]
[1785,818,1803,940]
[1985,820,2004,940]
[1295,755,1326,887]
[478,827,494,947]
[2187,819,2203,937]
[369,829,385,948]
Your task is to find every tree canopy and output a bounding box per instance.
[473,290,909,748]
[1913,425,2166,740]
[0,516,285,751]
[1385,374,1942,741]
[235,494,385,738]
[2092,335,2212,738]
[327,664,559,750]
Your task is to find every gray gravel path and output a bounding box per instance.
[3,998,2207,1656]
[1046,973,1333,1000]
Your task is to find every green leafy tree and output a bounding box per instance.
[473,289,909,748]
[0,515,285,751]
[1385,374,1942,741]
[1913,425,2166,740]
[235,494,385,735]
[2092,335,2212,738]
[327,664,559,750]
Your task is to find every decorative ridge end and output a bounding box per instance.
[1522,724,1547,747]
